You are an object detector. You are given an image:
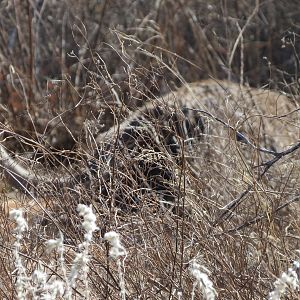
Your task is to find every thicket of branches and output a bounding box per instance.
[0,1,300,299]
[0,0,299,142]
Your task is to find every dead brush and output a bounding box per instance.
[1,1,300,299]
[1,75,300,299]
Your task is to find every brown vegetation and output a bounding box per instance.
[0,1,300,299]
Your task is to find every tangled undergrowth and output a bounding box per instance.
[0,1,300,299]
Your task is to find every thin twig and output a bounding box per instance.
[185,107,279,156]
[213,141,300,226]
[224,194,300,233]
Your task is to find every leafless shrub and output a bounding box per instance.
[0,1,300,299]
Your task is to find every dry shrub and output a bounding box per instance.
[0,1,300,299]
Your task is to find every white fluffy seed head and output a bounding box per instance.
[45,236,63,253]
[77,204,98,238]
[189,260,217,300]
[269,262,300,300]
[9,209,28,234]
[104,231,127,259]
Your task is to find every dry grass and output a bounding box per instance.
[0,1,300,299]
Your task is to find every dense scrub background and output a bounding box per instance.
[0,1,300,299]
[0,0,299,144]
